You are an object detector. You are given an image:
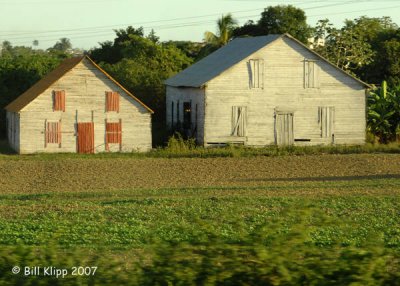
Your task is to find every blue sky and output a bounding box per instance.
[0,0,399,50]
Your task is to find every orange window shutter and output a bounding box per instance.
[115,92,120,113]
[58,120,62,147]
[106,91,119,112]
[53,91,65,112]
[45,121,61,144]
[106,121,121,146]
[106,91,112,112]
[60,90,65,112]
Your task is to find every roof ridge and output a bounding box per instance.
[5,56,153,113]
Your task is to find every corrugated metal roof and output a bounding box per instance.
[165,35,282,88]
[5,56,154,113]
[165,34,371,89]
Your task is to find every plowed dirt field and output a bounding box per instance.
[1,154,399,193]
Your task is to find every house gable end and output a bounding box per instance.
[5,56,153,114]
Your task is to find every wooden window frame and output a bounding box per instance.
[275,111,294,146]
[249,59,264,89]
[171,101,174,128]
[53,90,65,112]
[45,120,62,147]
[176,100,180,124]
[231,106,247,137]
[106,91,120,112]
[304,59,319,88]
[183,101,192,130]
[318,106,335,139]
[105,119,122,151]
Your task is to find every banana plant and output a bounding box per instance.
[367,81,396,143]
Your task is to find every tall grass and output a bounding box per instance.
[0,138,399,160]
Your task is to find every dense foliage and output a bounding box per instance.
[90,27,192,120]
[368,81,400,143]
[1,5,400,143]
[0,43,69,137]
[312,16,400,85]
[233,5,312,43]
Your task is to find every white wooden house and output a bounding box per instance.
[5,56,153,154]
[165,34,370,146]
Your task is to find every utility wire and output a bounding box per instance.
[2,0,399,46]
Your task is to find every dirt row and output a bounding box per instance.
[0,154,399,193]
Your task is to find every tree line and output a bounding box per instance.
[0,5,399,142]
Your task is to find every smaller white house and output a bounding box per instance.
[5,56,153,154]
[165,34,370,146]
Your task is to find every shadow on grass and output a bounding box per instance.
[237,174,400,182]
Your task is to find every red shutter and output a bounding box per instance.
[106,91,120,112]
[53,90,65,112]
[45,121,61,145]
[105,120,122,151]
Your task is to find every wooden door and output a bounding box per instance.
[275,113,294,146]
[77,122,94,154]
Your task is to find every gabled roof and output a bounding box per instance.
[165,35,281,88]
[165,33,371,89]
[5,56,154,113]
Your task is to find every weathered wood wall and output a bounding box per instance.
[166,87,205,144]
[6,111,20,152]
[17,59,152,154]
[202,37,366,146]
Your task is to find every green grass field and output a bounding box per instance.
[0,152,400,285]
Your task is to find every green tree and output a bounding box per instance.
[49,38,72,52]
[204,14,238,47]
[313,16,400,84]
[91,26,146,64]
[90,28,192,119]
[163,41,204,60]
[312,19,374,73]
[233,5,312,43]
[0,45,68,137]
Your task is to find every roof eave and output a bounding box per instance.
[283,33,372,89]
[85,57,154,114]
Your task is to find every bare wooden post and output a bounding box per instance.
[59,119,62,148]
[105,119,109,152]
[119,119,122,151]
[44,119,47,148]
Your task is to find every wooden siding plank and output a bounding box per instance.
[15,59,150,154]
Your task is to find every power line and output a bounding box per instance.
[308,5,400,18]
[0,7,266,36]
[2,0,399,46]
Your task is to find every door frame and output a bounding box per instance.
[274,111,294,146]
[76,122,95,154]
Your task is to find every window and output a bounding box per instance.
[318,107,335,138]
[171,101,174,127]
[105,120,122,151]
[304,60,319,88]
[183,102,191,130]
[231,106,247,137]
[249,59,264,89]
[106,91,120,112]
[53,90,65,111]
[176,100,180,124]
[45,120,61,147]
[194,104,198,135]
